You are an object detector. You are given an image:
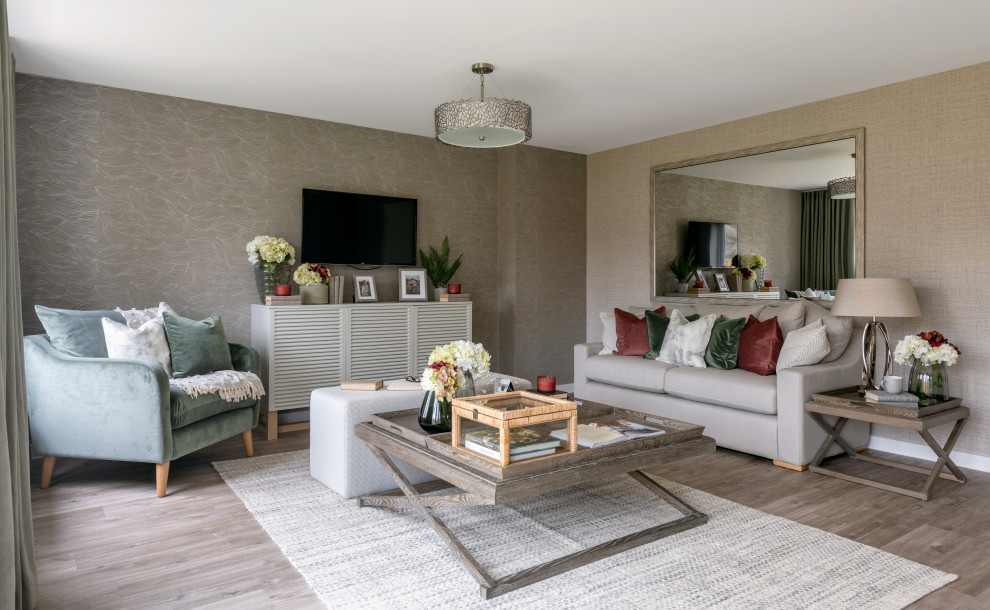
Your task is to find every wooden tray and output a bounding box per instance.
[811,386,962,419]
[370,403,705,480]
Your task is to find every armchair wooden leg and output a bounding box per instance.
[242,430,255,457]
[156,462,170,498]
[41,456,56,489]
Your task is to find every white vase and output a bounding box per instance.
[676,283,689,293]
[300,284,329,305]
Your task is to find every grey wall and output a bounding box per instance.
[15,74,586,381]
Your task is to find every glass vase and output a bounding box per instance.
[908,361,950,406]
[457,370,476,398]
[263,262,279,296]
[418,391,452,434]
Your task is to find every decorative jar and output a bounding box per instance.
[908,361,950,406]
[418,391,452,434]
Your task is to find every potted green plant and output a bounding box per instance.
[419,236,463,300]
[668,249,700,293]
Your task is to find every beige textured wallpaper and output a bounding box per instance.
[15,74,586,382]
[588,62,990,457]
[654,173,801,294]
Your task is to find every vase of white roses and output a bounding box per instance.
[426,340,491,398]
[247,235,296,300]
[894,331,960,405]
[294,263,330,304]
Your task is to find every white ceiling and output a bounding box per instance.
[666,139,856,191]
[8,1,990,154]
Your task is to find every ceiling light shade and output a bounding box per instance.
[828,153,856,199]
[435,63,532,148]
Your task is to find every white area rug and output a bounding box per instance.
[214,450,955,609]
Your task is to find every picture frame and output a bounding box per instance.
[353,275,378,302]
[397,267,428,301]
[714,273,730,292]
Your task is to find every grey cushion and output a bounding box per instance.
[585,355,675,393]
[664,367,778,414]
[169,387,256,429]
[162,312,233,378]
[35,305,127,358]
[758,301,806,339]
[802,301,854,363]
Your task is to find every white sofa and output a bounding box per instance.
[574,300,870,469]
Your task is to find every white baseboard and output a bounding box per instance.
[868,436,990,474]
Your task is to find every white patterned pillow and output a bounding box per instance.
[116,302,175,329]
[599,311,618,355]
[776,319,830,370]
[657,311,718,368]
[102,317,173,377]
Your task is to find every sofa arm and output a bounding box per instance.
[574,343,603,398]
[229,343,260,375]
[775,332,867,466]
[24,335,172,463]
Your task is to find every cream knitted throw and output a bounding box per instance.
[170,370,266,402]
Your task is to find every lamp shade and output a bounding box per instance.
[831,278,921,318]
[435,98,532,148]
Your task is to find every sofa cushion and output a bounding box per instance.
[35,305,127,358]
[600,307,664,355]
[658,311,717,368]
[802,301,853,363]
[758,301,805,338]
[777,319,830,370]
[585,355,675,393]
[102,317,173,376]
[116,302,176,329]
[613,307,664,356]
[644,310,699,360]
[705,315,748,370]
[162,312,233,378]
[664,367,778,415]
[169,386,256,429]
[738,315,783,376]
[693,303,765,321]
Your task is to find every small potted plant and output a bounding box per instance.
[668,249,700,293]
[247,235,295,300]
[419,236,463,300]
[293,263,330,304]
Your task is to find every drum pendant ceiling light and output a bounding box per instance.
[434,63,532,148]
[828,153,856,200]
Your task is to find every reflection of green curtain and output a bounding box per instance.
[800,189,855,290]
[2,0,40,607]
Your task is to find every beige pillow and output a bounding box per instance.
[657,311,718,368]
[632,303,697,318]
[102,317,173,376]
[802,301,854,363]
[777,319,830,370]
[759,301,805,339]
[693,303,765,320]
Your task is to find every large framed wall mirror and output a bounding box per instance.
[651,128,865,297]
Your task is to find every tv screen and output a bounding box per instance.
[686,221,738,267]
[301,189,417,265]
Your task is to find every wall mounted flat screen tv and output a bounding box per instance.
[686,221,738,268]
[301,189,417,265]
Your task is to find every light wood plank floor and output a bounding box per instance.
[30,432,990,608]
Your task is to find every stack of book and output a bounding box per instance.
[463,427,560,462]
[265,294,301,306]
[439,292,470,302]
[864,390,919,409]
[328,276,344,304]
[759,286,781,293]
[687,286,710,294]
[550,419,666,448]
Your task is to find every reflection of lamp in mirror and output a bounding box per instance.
[831,278,921,392]
[828,153,856,199]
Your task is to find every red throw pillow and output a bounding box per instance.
[738,315,783,376]
[613,307,665,356]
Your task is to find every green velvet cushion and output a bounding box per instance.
[643,310,699,360]
[162,312,233,378]
[35,305,127,358]
[169,386,256,429]
[704,315,747,370]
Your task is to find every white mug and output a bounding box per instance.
[883,375,903,394]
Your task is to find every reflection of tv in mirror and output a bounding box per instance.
[686,221,738,268]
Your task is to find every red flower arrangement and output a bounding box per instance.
[917,331,961,355]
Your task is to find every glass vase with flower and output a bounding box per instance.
[893,330,960,405]
[247,235,296,300]
[418,360,461,433]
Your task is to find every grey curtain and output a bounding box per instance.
[1,0,40,607]
[800,189,855,290]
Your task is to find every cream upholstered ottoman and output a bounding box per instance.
[310,374,531,499]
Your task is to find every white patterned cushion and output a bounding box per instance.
[776,319,830,370]
[102,317,173,377]
[657,311,718,368]
[116,302,175,329]
[599,311,619,355]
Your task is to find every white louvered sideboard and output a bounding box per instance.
[250,302,472,439]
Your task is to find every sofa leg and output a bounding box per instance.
[41,456,56,489]
[242,430,255,457]
[156,462,170,498]
[773,460,809,472]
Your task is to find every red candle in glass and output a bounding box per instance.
[537,375,556,392]
[275,284,291,296]
[694,280,705,288]
[448,284,461,294]
[764,280,774,287]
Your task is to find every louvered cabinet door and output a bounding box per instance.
[269,308,343,411]
[414,303,472,372]
[347,306,413,381]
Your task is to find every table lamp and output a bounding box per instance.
[831,278,921,392]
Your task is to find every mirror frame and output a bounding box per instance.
[650,128,865,296]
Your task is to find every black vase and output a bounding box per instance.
[418,391,452,434]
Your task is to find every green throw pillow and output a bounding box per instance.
[643,310,699,360]
[162,312,232,378]
[35,305,127,358]
[704,315,747,370]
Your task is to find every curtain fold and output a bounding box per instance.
[1,0,40,607]
[800,189,855,290]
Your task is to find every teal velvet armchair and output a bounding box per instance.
[24,335,261,497]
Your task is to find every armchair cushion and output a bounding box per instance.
[35,305,126,358]
[102,317,173,376]
[162,312,233,378]
[169,386,257,429]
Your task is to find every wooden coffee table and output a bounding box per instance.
[354,399,715,599]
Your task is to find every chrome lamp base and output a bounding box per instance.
[859,319,892,393]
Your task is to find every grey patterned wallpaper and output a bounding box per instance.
[14,74,586,382]
[654,173,801,294]
[587,61,990,458]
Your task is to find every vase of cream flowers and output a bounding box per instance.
[894,331,960,405]
[741,254,767,286]
[425,340,491,398]
[294,263,330,304]
[734,267,757,292]
[247,235,296,300]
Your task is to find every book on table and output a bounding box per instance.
[590,419,667,439]
[341,379,383,391]
[551,420,666,448]
[462,427,561,454]
[462,441,558,462]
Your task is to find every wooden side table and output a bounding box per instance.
[804,394,969,501]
